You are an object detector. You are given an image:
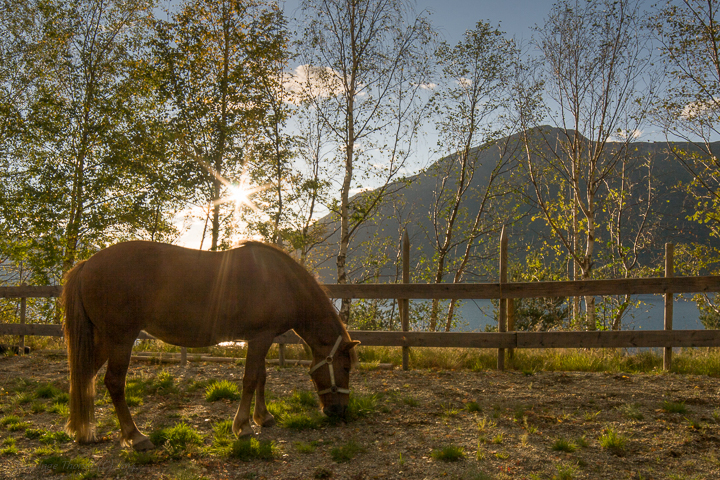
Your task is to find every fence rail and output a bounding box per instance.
[2,238,719,371]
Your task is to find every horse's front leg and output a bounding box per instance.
[233,335,274,438]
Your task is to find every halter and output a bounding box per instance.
[308,335,350,396]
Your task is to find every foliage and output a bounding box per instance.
[599,426,628,455]
[152,0,289,250]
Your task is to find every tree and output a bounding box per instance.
[423,21,521,332]
[1,0,180,285]
[297,0,434,322]
[520,0,654,329]
[152,0,288,250]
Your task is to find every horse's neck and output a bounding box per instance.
[296,319,344,353]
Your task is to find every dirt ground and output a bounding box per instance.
[2,352,720,480]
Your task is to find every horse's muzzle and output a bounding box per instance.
[323,404,347,420]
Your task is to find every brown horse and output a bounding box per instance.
[62,241,359,451]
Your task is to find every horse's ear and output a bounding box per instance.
[344,340,361,351]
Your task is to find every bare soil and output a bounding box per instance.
[1,352,720,479]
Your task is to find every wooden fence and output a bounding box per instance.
[2,234,720,371]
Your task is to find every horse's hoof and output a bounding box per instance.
[260,416,275,428]
[133,438,155,451]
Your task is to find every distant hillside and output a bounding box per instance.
[307,126,716,284]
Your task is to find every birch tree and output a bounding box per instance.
[424,21,521,332]
[521,0,654,329]
[298,0,434,322]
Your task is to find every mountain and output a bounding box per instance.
[307,126,717,284]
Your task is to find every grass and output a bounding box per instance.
[347,392,380,419]
[466,401,482,413]
[551,437,578,453]
[34,383,61,399]
[430,444,465,462]
[230,437,277,461]
[48,402,69,416]
[1,437,17,455]
[38,455,93,475]
[205,380,241,402]
[662,400,688,414]
[330,440,365,462]
[352,346,720,375]
[278,411,325,430]
[618,403,644,420]
[294,440,320,454]
[149,422,204,457]
[599,426,628,456]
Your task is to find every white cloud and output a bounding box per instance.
[681,99,719,120]
[608,129,642,142]
[283,65,345,104]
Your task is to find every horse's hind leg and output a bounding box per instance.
[233,335,274,438]
[105,342,154,451]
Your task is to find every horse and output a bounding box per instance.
[61,240,359,451]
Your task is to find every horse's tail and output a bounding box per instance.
[62,260,96,443]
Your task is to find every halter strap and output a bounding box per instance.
[308,335,350,395]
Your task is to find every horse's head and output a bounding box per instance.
[308,336,360,419]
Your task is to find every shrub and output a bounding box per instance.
[205,380,241,402]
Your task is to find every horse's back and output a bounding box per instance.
[75,241,328,346]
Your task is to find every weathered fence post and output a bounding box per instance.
[19,283,26,355]
[401,230,410,371]
[278,343,286,367]
[180,347,187,367]
[498,227,508,371]
[507,297,515,360]
[664,243,674,371]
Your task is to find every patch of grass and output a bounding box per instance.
[618,403,644,420]
[402,396,419,407]
[230,437,277,461]
[289,390,318,409]
[38,455,93,475]
[440,402,461,418]
[25,427,47,439]
[54,392,70,404]
[150,422,204,457]
[14,392,33,405]
[205,380,241,402]
[125,395,143,407]
[121,450,161,465]
[552,463,578,480]
[347,393,379,419]
[1,437,17,455]
[30,401,46,414]
[278,411,325,430]
[33,445,61,456]
[39,430,72,445]
[466,401,481,413]
[599,426,628,456]
[151,370,177,395]
[294,440,319,454]
[7,421,30,431]
[551,437,578,453]
[35,384,61,399]
[431,444,465,462]
[48,402,69,417]
[0,415,20,427]
[330,440,365,463]
[662,400,688,414]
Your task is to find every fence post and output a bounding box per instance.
[19,283,26,355]
[498,226,508,371]
[507,297,515,360]
[180,347,187,367]
[401,230,410,371]
[279,343,286,367]
[664,243,674,371]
